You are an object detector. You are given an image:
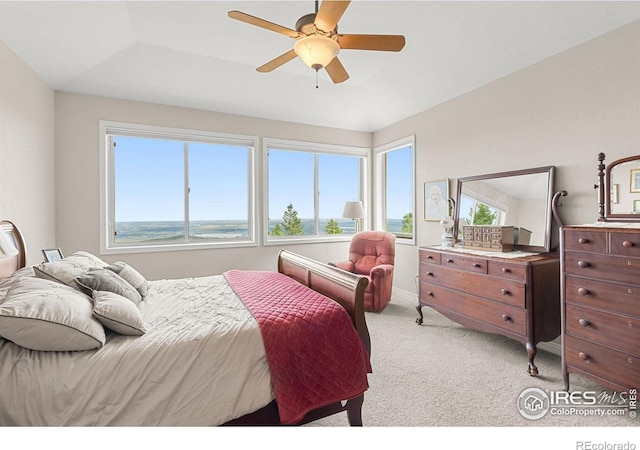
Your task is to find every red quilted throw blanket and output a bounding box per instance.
[224,270,371,425]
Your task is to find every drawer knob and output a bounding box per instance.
[502,314,510,322]
[472,263,481,268]
[446,258,454,264]
[501,288,510,296]
[623,240,634,248]
[578,318,590,327]
[578,352,589,361]
[577,287,589,296]
[501,267,510,273]
[427,291,434,297]
[426,271,433,277]
[578,238,589,244]
[577,260,590,269]
[427,255,434,260]
[629,358,633,364]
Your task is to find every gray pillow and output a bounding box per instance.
[107,261,148,298]
[74,269,142,306]
[0,277,105,351]
[34,251,109,289]
[92,291,147,336]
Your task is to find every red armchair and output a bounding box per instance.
[331,231,396,312]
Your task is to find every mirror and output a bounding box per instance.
[453,166,556,253]
[600,153,640,221]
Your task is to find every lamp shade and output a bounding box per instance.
[342,201,365,219]
[294,35,340,70]
[0,231,18,259]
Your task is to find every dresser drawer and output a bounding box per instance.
[609,232,640,258]
[565,304,640,354]
[563,251,640,285]
[563,229,607,254]
[420,283,526,336]
[420,265,525,308]
[564,335,639,390]
[488,260,527,281]
[564,275,640,317]
[439,253,487,274]
[419,249,441,265]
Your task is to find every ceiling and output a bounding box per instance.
[1,1,640,133]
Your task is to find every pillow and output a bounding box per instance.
[34,251,109,289]
[0,277,105,351]
[107,261,148,298]
[92,291,147,336]
[74,269,142,306]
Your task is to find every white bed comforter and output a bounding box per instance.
[0,275,273,426]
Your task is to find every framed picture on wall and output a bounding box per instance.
[42,248,64,262]
[631,169,640,193]
[424,179,449,221]
[634,200,640,213]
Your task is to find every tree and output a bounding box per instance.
[401,212,413,233]
[324,218,343,234]
[472,203,496,225]
[269,224,284,236]
[281,203,304,235]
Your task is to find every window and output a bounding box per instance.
[101,122,256,253]
[375,136,415,242]
[264,138,368,242]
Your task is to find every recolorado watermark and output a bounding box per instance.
[517,387,637,420]
[575,442,636,450]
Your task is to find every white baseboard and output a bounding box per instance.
[391,287,562,357]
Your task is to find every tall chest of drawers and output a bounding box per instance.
[561,226,640,392]
[417,246,561,376]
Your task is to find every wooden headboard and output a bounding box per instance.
[0,220,27,280]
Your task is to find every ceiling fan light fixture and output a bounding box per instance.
[294,35,339,71]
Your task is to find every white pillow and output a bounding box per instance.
[34,251,109,289]
[92,291,147,336]
[0,277,106,351]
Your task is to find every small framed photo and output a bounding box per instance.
[634,200,640,213]
[631,169,640,193]
[42,248,64,262]
[611,183,619,204]
[424,179,450,221]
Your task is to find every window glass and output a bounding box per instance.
[384,144,414,238]
[188,142,250,239]
[104,123,255,252]
[266,142,366,241]
[113,136,185,243]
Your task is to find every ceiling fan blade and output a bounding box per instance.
[315,0,351,33]
[228,10,299,38]
[257,49,298,73]
[325,57,349,84]
[338,34,406,51]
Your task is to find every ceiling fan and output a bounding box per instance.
[228,0,406,84]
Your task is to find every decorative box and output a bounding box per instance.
[462,225,514,252]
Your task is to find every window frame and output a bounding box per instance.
[374,136,416,245]
[100,121,258,255]
[262,137,369,245]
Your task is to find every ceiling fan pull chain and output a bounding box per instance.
[316,69,319,89]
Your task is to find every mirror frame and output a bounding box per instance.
[600,152,640,222]
[453,166,556,253]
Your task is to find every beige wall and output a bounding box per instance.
[54,93,371,279]
[0,40,56,265]
[374,20,640,297]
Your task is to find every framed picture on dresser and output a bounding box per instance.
[41,247,64,262]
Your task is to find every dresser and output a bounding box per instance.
[417,246,561,376]
[561,225,640,392]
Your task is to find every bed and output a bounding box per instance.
[0,220,371,426]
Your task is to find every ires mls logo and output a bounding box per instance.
[517,387,637,420]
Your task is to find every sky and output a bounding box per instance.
[114,136,412,222]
